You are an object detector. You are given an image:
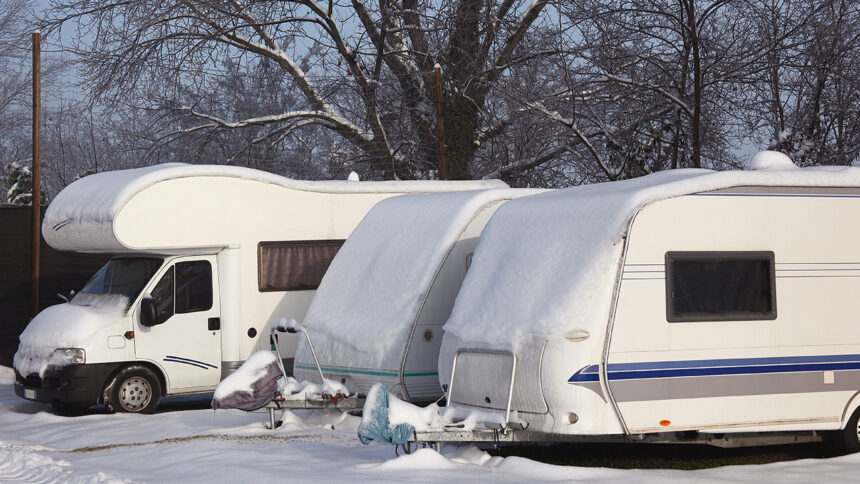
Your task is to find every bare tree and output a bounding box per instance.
[43,0,560,180]
[751,0,860,166]
[0,0,33,158]
[552,0,812,172]
[27,0,858,194]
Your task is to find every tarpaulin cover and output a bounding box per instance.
[358,383,415,445]
[211,356,282,412]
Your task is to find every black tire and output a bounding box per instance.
[104,366,162,414]
[834,407,860,454]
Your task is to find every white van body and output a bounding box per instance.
[438,154,860,441]
[12,164,505,411]
[294,189,543,403]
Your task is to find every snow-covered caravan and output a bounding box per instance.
[12,164,505,413]
[431,152,860,450]
[292,188,542,405]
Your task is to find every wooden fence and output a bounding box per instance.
[0,205,110,367]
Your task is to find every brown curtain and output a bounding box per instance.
[258,240,344,291]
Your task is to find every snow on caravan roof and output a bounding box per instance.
[42,164,507,253]
[298,188,543,370]
[443,153,860,349]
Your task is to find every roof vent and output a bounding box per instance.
[747,150,798,171]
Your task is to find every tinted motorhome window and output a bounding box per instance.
[176,261,213,313]
[151,267,175,324]
[258,240,345,291]
[666,252,776,322]
[148,261,212,323]
[80,257,163,300]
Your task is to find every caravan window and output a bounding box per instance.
[258,240,345,292]
[665,251,776,322]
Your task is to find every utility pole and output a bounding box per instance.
[434,64,447,180]
[31,30,41,319]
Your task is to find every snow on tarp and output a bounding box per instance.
[444,152,860,348]
[212,347,351,410]
[296,189,541,371]
[12,294,128,377]
[212,351,281,411]
[42,163,507,252]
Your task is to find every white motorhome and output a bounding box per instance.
[429,152,860,451]
[12,164,504,413]
[290,188,543,405]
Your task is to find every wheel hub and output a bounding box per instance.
[119,376,152,412]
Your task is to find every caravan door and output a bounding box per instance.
[134,256,222,392]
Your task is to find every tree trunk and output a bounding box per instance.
[686,0,703,169]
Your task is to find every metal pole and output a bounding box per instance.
[31,30,41,319]
[433,64,447,180]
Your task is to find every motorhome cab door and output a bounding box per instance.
[134,256,222,391]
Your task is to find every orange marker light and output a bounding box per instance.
[660,420,671,427]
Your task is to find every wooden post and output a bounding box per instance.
[31,30,41,319]
[434,64,447,180]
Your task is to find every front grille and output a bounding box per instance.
[23,374,42,389]
[42,376,62,388]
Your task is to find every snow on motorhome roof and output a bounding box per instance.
[298,188,543,370]
[44,163,507,229]
[443,154,860,348]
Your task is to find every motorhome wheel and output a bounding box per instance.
[104,366,162,414]
[834,407,860,454]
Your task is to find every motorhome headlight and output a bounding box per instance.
[47,348,86,367]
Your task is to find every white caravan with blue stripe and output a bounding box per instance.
[437,151,860,448]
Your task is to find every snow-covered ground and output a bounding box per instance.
[1,365,859,483]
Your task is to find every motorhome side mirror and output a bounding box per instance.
[140,298,158,327]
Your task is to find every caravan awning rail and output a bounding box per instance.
[410,428,825,448]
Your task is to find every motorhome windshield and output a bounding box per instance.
[79,257,164,300]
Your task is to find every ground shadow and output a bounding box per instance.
[488,441,843,469]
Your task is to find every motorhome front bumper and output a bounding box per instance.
[14,363,123,407]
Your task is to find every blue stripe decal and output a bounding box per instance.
[611,354,860,371]
[163,358,209,370]
[568,354,860,383]
[609,362,860,380]
[570,365,601,382]
[163,355,218,370]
